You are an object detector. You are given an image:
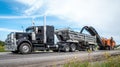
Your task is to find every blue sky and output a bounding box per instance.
[0,0,120,44]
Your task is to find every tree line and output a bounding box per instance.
[0,40,5,46]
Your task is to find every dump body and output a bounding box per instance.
[55,28,97,45]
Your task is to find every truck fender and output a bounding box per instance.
[17,38,32,48]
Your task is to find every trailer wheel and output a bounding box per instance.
[70,44,76,52]
[108,46,112,50]
[89,45,93,51]
[105,46,111,50]
[19,42,32,54]
[89,45,95,51]
[53,50,59,52]
[63,45,70,52]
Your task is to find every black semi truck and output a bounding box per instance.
[5,25,97,54]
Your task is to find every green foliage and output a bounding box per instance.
[0,46,5,52]
[64,61,89,67]
[64,56,120,67]
[0,41,5,52]
[0,40,5,46]
[92,56,120,67]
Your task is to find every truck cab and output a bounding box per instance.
[5,26,58,54]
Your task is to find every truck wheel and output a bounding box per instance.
[92,45,96,51]
[19,43,32,54]
[63,45,70,52]
[70,44,76,52]
[89,45,94,51]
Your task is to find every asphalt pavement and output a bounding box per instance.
[0,50,120,67]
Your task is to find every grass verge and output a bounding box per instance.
[64,53,120,67]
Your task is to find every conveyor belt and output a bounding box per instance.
[80,26,104,47]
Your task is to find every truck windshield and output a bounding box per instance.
[26,29,34,33]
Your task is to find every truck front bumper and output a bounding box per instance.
[5,43,17,51]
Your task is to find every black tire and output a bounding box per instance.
[46,49,50,51]
[109,46,112,50]
[63,45,70,52]
[11,50,19,54]
[53,50,59,52]
[88,45,95,51]
[105,46,110,50]
[92,45,96,51]
[19,43,32,54]
[89,45,92,51]
[70,44,76,52]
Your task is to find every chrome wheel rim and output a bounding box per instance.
[22,45,29,53]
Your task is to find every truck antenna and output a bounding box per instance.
[21,26,24,32]
[44,15,47,44]
[32,18,35,26]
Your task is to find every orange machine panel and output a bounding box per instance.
[102,37,116,48]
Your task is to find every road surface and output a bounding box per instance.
[0,50,120,67]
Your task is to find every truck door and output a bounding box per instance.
[35,27,44,44]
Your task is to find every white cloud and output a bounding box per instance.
[16,0,44,15]
[0,16,28,19]
[15,0,120,26]
[24,0,44,15]
[16,0,36,6]
[0,15,43,19]
[15,0,120,44]
[0,28,22,32]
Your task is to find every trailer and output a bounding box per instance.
[5,25,97,54]
[55,28,97,52]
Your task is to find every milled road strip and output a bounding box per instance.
[0,50,120,67]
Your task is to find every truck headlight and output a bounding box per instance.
[10,33,16,43]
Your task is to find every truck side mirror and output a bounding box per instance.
[32,32,36,40]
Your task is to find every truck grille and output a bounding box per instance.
[5,32,17,51]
